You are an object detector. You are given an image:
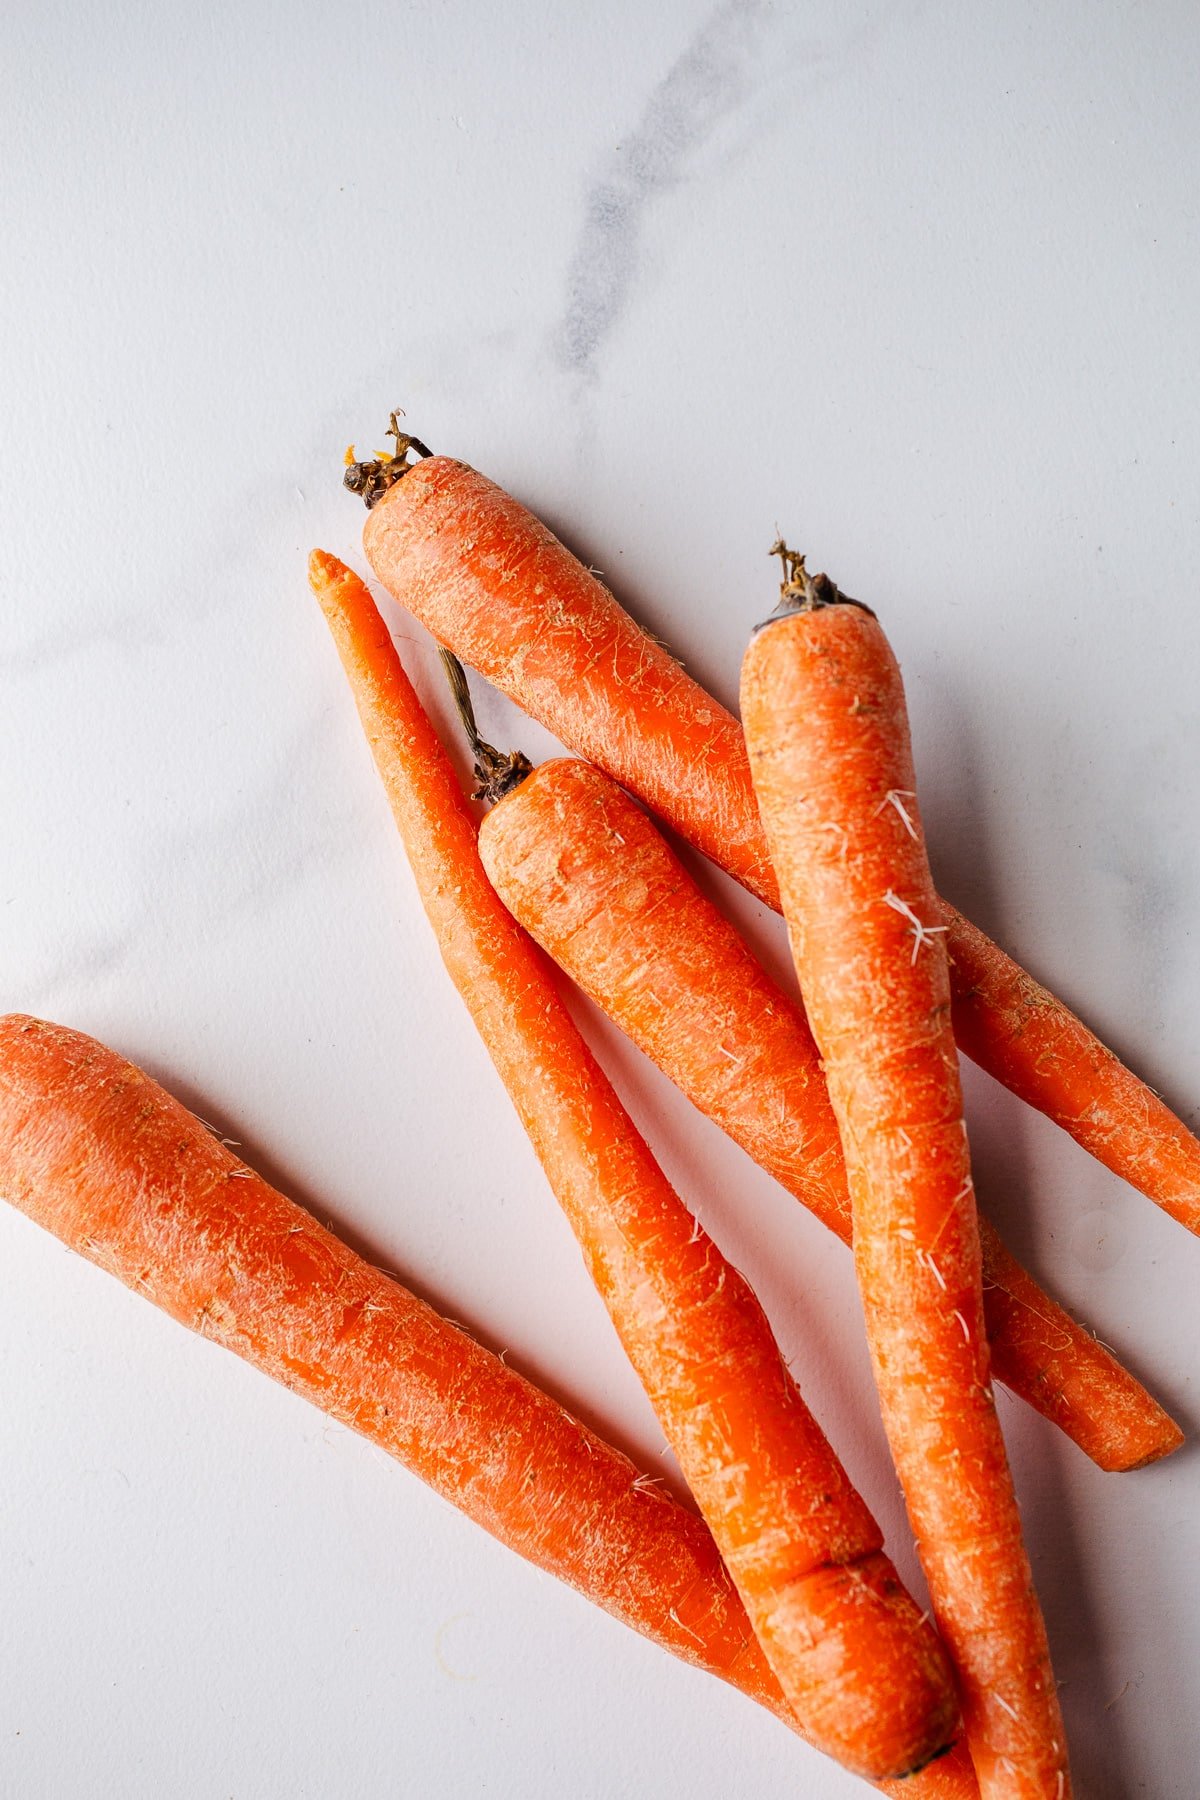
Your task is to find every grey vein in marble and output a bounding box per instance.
[556,0,773,377]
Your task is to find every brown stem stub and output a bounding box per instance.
[755,539,876,629]
[437,647,533,805]
[343,409,434,508]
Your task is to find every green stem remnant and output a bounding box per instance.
[758,539,876,629]
[344,410,434,508]
[438,647,534,805]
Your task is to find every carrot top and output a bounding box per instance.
[343,408,433,509]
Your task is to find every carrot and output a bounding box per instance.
[355,442,1200,1236]
[0,1012,917,1785]
[477,755,1181,1474]
[308,548,960,1781]
[741,556,1070,1799]
[0,1019,985,1800]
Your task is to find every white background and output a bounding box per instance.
[3,3,1199,1795]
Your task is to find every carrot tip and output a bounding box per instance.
[1115,1421,1186,1472]
[308,547,352,591]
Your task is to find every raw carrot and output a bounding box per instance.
[0,1010,905,1780]
[355,443,1200,1235]
[477,755,1181,1473]
[741,557,1070,1799]
[0,1017,984,1800]
[309,549,960,1781]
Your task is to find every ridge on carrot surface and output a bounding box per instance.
[742,550,1071,1799]
[308,548,961,1783]
[476,754,1180,1474]
[354,438,1200,1236]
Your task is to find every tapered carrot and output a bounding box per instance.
[353,438,1200,1236]
[477,755,1181,1474]
[0,1015,765,1682]
[742,556,1070,1799]
[308,549,960,1781]
[0,1014,987,1799]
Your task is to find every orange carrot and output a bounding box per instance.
[741,557,1070,1798]
[0,1014,850,1759]
[477,755,1181,1474]
[0,1021,978,1793]
[355,444,1200,1235]
[309,549,959,1781]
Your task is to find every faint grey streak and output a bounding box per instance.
[556,0,772,376]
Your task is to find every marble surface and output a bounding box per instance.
[3,3,1200,1795]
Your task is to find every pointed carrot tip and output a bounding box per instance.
[308,548,350,591]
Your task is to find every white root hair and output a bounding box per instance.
[875,788,920,840]
[667,1605,704,1645]
[919,1250,948,1293]
[819,819,850,860]
[883,890,949,964]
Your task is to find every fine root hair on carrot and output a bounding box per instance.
[882,891,949,964]
[308,548,962,1783]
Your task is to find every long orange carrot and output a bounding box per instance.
[0,1016,777,1698]
[308,550,959,1781]
[354,443,1200,1236]
[0,1012,974,1800]
[741,558,1070,1798]
[477,755,1180,1474]
[0,1042,983,1798]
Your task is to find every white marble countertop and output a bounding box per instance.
[3,4,1199,1795]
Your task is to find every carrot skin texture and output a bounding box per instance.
[477,758,1180,1474]
[944,909,1200,1235]
[742,610,1070,1799]
[362,458,1200,1234]
[310,553,960,1781]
